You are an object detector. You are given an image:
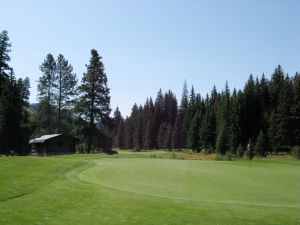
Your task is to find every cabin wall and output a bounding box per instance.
[31,136,76,155]
[46,136,76,154]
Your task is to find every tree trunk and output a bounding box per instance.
[87,88,95,154]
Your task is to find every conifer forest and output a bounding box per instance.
[1,30,300,158]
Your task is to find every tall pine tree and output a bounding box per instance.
[76,49,111,153]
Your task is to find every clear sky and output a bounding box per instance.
[1,0,299,116]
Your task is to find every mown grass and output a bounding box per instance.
[0,152,299,224]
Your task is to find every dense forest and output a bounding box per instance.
[114,70,300,157]
[1,30,300,157]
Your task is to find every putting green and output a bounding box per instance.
[79,158,300,208]
[0,154,299,224]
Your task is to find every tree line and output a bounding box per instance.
[1,30,299,156]
[112,67,300,157]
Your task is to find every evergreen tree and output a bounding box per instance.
[171,111,184,150]
[163,90,178,125]
[274,75,293,148]
[37,53,57,133]
[143,98,155,149]
[124,116,134,149]
[216,124,228,154]
[240,75,259,144]
[187,110,201,152]
[55,54,77,133]
[76,49,111,153]
[236,143,244,158]
[0,31,31,155]
[163,123,173,150]
[157,122,167,149]
[254,130,267,157]
[291,73,300,145]
[133,106,144,151]
[215,82,230,154]
[180,80,189,148]
[0,30,11,75]
[228,89,241,153]
[115,117,125,149]
[153,89,164,148]
[0,70,24,154]
[112,107,122,142]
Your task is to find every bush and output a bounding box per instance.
[170,152,177,159]
[76,143,88,153]
[214,151,234,161]
[236,144,245,158]
[150,154,157,158]
[291,146,300,160]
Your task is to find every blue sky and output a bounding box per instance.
[1,0,299,116]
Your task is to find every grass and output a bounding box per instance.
[0,151,299,224]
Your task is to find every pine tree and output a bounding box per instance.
[274,75,293,148]
[163,123,173,150]
[0,30,11,75]
[37,53,57,134]
[0,70,23,154]
[133,106,144,151]
[228,89,241,153]
[112,107,123,147]
[124,117,134,149]
[291,73,300,145]
[0,31,31,155]
[187,110,201,152]
[76,49,111,153]
[157,122,168,149]
[236,143,244,158]
[0,31,12,152]
[55,54,77,133]
[199,111,210,150]
[153,89,164,148]
[143,97,155,149]
[115,117,125,149]
[215,82,230,154]
[171,111,184,150]
[216,124,228,154]
[180,80,189,149]
[254,130,267,157]
[240,75,259,144]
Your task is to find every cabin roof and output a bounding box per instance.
[29,134,61,144]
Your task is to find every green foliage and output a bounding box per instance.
[0,31,31,155]
[214,151,234,161]
[254,130,268,157]
[0,30,11,73]
[291,146,300,160]
[187,111,201,152]
[56,54,77,133]
[236,143,245,158]
[215,124,228,154]
[76,143,88,153]
[75,49,111,153]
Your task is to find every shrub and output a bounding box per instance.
[150,154,157,158]
[170,152,177,159]
[214,151,234,161]
[76,143,88,153]
[236,144,244,158]
[291,146,300,160]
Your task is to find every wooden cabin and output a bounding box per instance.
[29,134,78,155]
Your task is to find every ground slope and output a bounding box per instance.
[0,153,299,224]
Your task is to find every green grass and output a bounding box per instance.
[0,152,299,224]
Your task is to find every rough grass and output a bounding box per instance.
[0,152,299,224]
